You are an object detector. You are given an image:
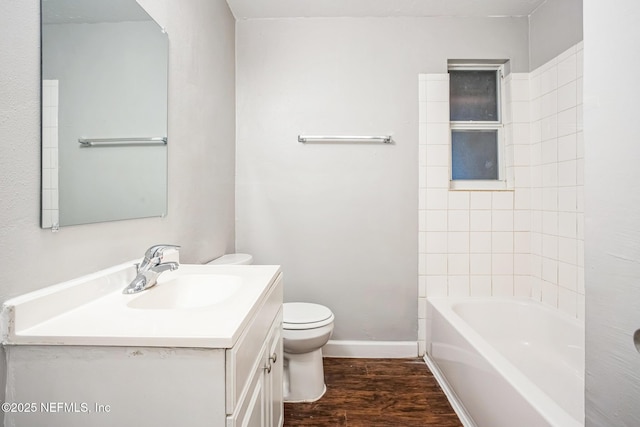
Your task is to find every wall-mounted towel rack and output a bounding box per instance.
[297,135,392,144]
[78,137,167,147]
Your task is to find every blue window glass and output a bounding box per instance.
[451,130,498,180]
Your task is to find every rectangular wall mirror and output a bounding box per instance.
[41,0,169,229]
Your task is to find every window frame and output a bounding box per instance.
[448,63,507,191]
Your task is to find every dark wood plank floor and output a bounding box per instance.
[284,358,462,427]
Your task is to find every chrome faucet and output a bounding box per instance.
[123,244,180,294]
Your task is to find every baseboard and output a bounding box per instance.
[423,353,476,427]
[322,340,418,358]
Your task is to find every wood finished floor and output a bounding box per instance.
[284,358,462,427]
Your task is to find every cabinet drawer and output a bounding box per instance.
[226,273,283,414]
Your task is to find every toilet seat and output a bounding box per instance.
[283,302,334,330]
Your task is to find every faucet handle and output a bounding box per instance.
[140,244,181,270]
[144,244,180,259]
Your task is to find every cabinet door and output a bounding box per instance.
[266,316,283,427]
[227,359,265,427]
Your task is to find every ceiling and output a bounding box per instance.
[226,0,548,20]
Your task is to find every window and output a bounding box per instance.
[448,64,505,189]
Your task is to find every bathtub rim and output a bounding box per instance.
[427,296,584,427]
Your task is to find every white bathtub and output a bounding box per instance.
[425,297,584,427]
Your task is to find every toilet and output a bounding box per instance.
[282,302,334,402]
[206,253,334,403]
[206,253,253,265]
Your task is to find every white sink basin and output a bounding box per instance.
[127,274,242,310]
[1,262,282,348]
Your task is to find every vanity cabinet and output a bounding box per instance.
[2,264,284,427]
[228,312,283,427]
[226,276,283,427]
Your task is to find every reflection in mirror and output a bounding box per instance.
[41,0,169,229]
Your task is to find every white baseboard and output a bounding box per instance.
[322,340,418,358]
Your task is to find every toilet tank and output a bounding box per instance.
[207,253,253,265]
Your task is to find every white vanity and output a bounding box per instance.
[1,262,284,427]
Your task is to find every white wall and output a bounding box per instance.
[529,0,583,70]
[42,20,168,226]
[584,0,640,424]
[236,17,528,342]
[0,0,235,293]
[0,0,236,398]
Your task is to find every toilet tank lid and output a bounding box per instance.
[207,253,253,265]
[283,302,333,324]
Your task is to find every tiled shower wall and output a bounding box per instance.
[529,43,585,318]
[418,43,584,354]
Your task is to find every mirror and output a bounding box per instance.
[41,0,169,229]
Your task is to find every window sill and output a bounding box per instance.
[449,180,513,191]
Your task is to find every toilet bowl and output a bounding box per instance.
[205,255,334,403]
[282,302,334,403]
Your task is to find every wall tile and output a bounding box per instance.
[514,275,532,297]
[448,276,470,296]
[470,276,492,296]
[541,280,559,307]
[426,189,449,209]
[558,262,578,291]
[493,275,514,296]
[448,210,469,231]
[470,232,492,253]
[514,232,530,253]
[426,231,448,253]
[419,48,583,319]
[558,160,577,187]
[512,123,531,145]
[540,65,558,95]
[542,234,559,260]
[492,210,513,231]
[542,257,558,284]
[448,232,469,253]
[426,80,449,102]
[557,53,577,87]
[492,232,514,253]
[426,102,450,123]
[492,192,514,210]
[448,191,470,210]
[492,254,514,275]
[426,145,450,166]
[470,253,492,275]
[558,107,577,136]
[558,133,577,162]
[558,287,577,317]
[558,237,578,264]
[425,210,448,232]
[426,166,450,188]
[448,254,469,275]
[426,254,447,275]
[514,253,531,275]
[558,212,577,238]
[426,123,450,145]
[541,91,558,118]
[426,275,448,296]
[470,192,492,210]
[514,210,531,231]
[557,80,577,112]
